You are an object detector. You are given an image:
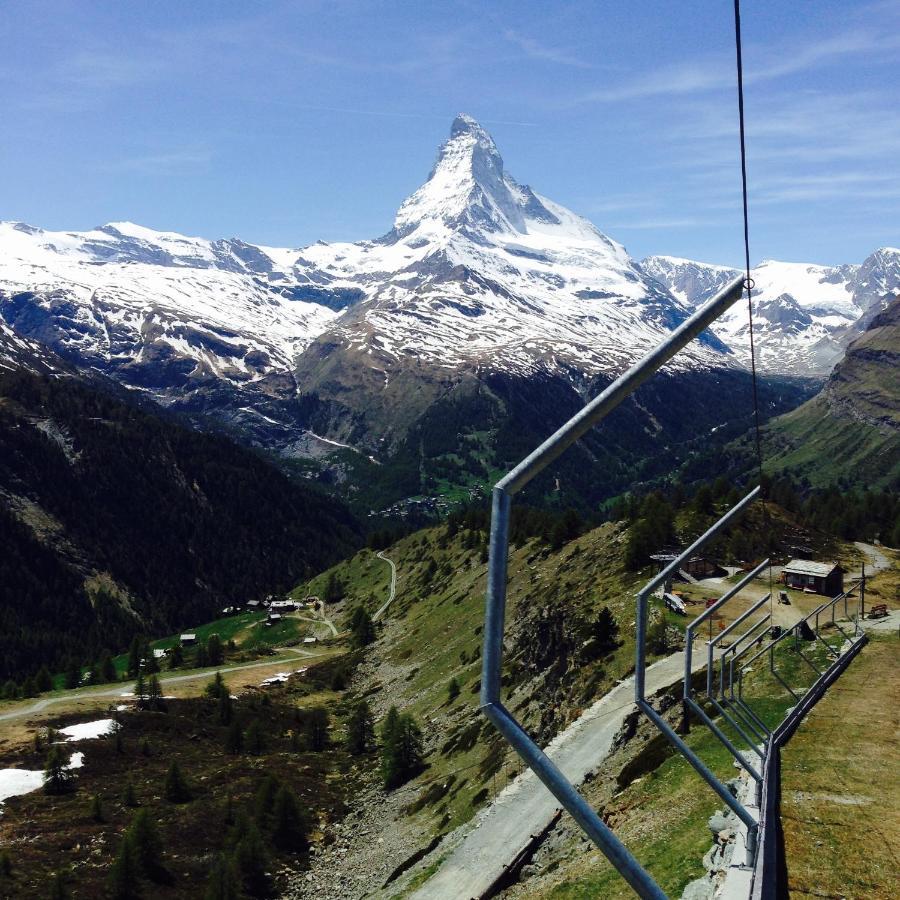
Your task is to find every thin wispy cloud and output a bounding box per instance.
[572,24,900,105]
[502,28,592,69]
[105,149,213,176]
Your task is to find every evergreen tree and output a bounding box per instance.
[218,691,234,726]
[207,635,225,667]
[128,808,166,882]
[64,662,81,690]
[90,793,105,823]
[123,780,139,807]
[204,854,240,900]
[108,832,140,900]
[322,572,344,604]
[146,675,164,712]
[446,678,460,702]
[380,707,425,789]
[305,707,329,751]
[21,676,37,698]
[195,643,210,669]
[100,653,117,683]
[349,606,376,649]
[134,673,147,707]
[345,700,375,756]
[44,745,74,795]
[647,617,670,655]
[126,637,143,679]
[35,665,53,693]
[1,679,17,700]
[245,720,265,755]
[164,761,191,803]
[168,644,184,670]
[142,649,159,675]
[232,817,270,897]
[224,720,243,755]
[253,774,280,824]
[271,786,308,851]
[205,671,227,699]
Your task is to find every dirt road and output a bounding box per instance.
[0,647,322,725]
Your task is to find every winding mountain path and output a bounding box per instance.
[373,550,398,621]
[409,651,699,900]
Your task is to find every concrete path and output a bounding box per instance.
[373,550,398,621]
[410,651,698,900]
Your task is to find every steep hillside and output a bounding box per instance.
[762,298,900,489]
[0,369,361,681]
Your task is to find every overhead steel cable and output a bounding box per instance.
[733,0,774,606]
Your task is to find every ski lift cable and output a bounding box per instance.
[733,0,774,605]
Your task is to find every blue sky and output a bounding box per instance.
[2,0,897,266]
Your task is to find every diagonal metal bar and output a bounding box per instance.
[495,276,745,496]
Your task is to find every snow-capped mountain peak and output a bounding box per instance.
[393,113,562,239]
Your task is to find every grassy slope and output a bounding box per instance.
[763,395,900,489]
[294,521,653,838]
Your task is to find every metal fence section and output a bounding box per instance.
[479,274,745,899]
[478,268,868,898]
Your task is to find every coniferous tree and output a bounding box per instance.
[245,720,265,756]
[146,675,164,712]
[126,637,143,679]
[35,665,53,693]
[205,671,226,699]
[446,678,460,702]
[1,679,17,700]
[232,817,270,897]
[64,662,81,690]
[207,635,225,667]
[91,793,105,823]
[345,700,375,755]
[134,673,147,708]
[44,745,74,795]
[380,707,425,789]
[164,761,191,803]
[195,644,210,669]
[254,774,280,825]
[218,691,233,726]
[108,832,140,900]
[349,607,376,649]
[305,707,329,751]
[100,653,117,683]
[123,780,139,807]
[224,720,243,755]
[129,808,166,882]
[271,786,308,851]
[168,645,184,670]
[204,854,240,900]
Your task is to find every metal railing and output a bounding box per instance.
[478,269,869,897]
[479,274,745,899]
